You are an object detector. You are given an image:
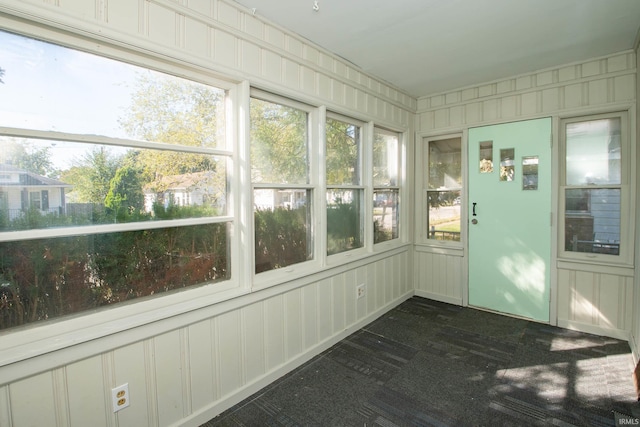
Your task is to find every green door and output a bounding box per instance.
[468,118,551,322]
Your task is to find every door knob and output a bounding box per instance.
[471,218,478,225]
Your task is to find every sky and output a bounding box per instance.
[0,29,144,169]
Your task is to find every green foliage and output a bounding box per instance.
[0,224,228,330]
[327,200,362,255]
[254,207,310,273]
[326,119,359,185]
[0,139,54,176]
[250,99,308,184]
[104,164,145,221]
[62,146,120,204]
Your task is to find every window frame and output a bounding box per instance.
[249,89,321,288]
[424,135,463,246]
[0,23,243,363]
[558,111,633,265]
[372,126,403,247]
[325,111,367,259]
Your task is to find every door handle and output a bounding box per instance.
[472,202,477,216]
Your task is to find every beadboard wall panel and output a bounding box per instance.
[414,248,464,305]
[417,51,636,340]
[0,1,415,426]
[557,266,634,340]
[417,51,636,133]
[2,251,411,426]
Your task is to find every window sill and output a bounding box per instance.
[0,280,247,370]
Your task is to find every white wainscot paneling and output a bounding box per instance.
[557,264,633,340]
[414,247,463,305]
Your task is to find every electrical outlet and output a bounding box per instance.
[112,383,130,412]
[356,283,365,299]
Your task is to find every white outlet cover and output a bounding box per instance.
[112,383,130,412]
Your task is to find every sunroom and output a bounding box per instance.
[0,0,639,425]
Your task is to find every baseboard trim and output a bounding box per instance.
[178,290,414,427]
[413,290,462,306]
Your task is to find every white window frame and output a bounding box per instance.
[249,89,321,289]
[0,22,243,366]
[558,111,633,266]
[325,111,368,261]
[419,134,464,248]
[372,126,404,248]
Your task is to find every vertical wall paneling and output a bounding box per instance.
[242,302,266,383]
[417,50,636,338]
[0,385,11,427]
[302,284,319,349]
[65,356,107,426]
[216,310,243,397]
[9,372,57,427]
[0,0,415,424]
[153,330,186,426]
[264,295,286,371]
[187,320,216,413]
[284,288,303,359]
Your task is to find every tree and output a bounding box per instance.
[250,99,308,183]
[61,146,120,204]
[0,139,53,176]
[104,164,144,220]
[326,119,359,185]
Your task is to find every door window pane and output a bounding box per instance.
[499,148,515,182]
[479,141,493,173]
[522,156,538,190]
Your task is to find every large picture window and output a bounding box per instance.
[560,113,628,260]
[373,127,401,243]
[0,30,231,331]
[326,115,364,255]
[250,95,313,273]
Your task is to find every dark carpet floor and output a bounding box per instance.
[203,297,640,426]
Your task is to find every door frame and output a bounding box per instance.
[415,116,559,326]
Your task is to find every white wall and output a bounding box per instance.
[415,50,637,340]
[0,0,415,426]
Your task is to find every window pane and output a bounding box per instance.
[0,138,226,231]
[479,141,493,173]
[522,156,538,190]
[373,130,399,186]
[0,30,226,148]
[499,148,515,182]
[250,98,309,184]
[566,118,621,185]
[373,189,399,243]
[326,118,360,186]
[0,223,229,330]
[565,188,620,255]
[327,189,363,255]
[427,190,461,241]
[428,138,461,189]
[254,189,312,273]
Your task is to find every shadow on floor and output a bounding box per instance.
[203,297,639,426]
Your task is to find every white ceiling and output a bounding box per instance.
[231,0,640,98]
